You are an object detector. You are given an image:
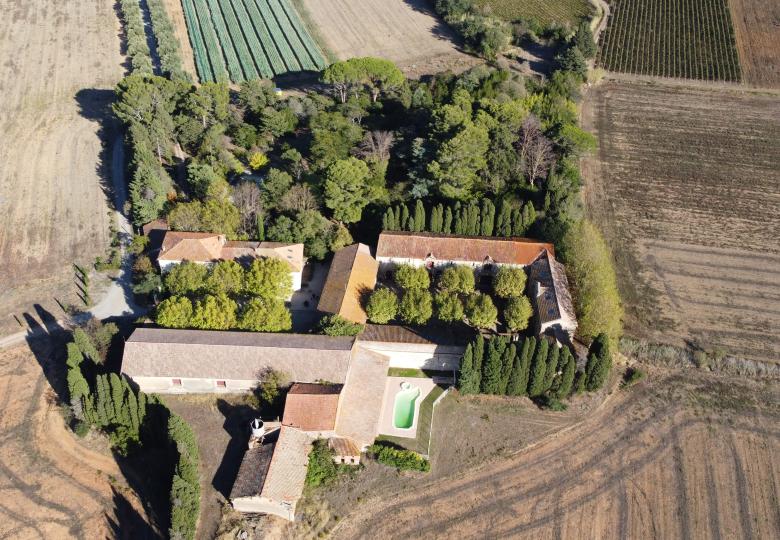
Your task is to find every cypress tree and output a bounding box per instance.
[543,345,560,393]
[473,335,485,384]
[66,342,84,368]
[480,199,495,236]
[585,333,612,390]
[468,204,481,235]
[496,201,512,237]
[400,204,410,231]
[528,339,549,397]
[511,208,525,236]
[110,373,125,423]
[393,205,401,230]
[573,370,587,394]
[382,207,394,230]
[506,346,524,396]
[443,206,453,233]
[499,343,516,394]
[458,343,476,394]
[481,338,504,394]
[516,337,536,396]
[554,349,576,398]
[413,200,426,232]
[95,374,110,427]
[454,203,464,234]
[521,201,537,232]
[256,214,265,241]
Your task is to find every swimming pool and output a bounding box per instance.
[393,382,420,429]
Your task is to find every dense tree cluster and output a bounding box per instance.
[155,259,292,331]
[433,0,512,60]
[458,335,577,400]
[65,324,200,539]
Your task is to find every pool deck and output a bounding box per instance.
[378,376,438,438]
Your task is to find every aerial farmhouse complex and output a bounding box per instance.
[121,231,578,521]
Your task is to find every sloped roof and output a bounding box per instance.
[329,437,360,458]
[158,231,304,271]
[260,427,312,504]
[121,328,355,383]
[376,232,554,266]
[360,324,475,346]
[230,428,279,499]
[318,244,378,323]
[528,252,577,326]
[283,384,343,431]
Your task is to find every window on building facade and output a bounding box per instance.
[216,380,226,388]
[172,378,182,386]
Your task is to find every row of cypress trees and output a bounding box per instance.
[66,328,200,539]
[458,335,577,399]
[382,198,537,237]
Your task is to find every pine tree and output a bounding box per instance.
[496,201,512,237]
[481,338,504,394]
[543,345,560,393]
[443,205,453,233]
[413,200,426,232]
[528,339,549,397]
[480,198,495,236]
[585,333,612,391]
[499,343,516,395]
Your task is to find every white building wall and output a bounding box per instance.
[232,496,296,521]
[358,341,464,371]
[129,376,257,394]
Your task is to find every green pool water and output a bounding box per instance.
[393,385,420,429]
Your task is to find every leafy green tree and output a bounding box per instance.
[266,209,334,260]
[434,291,464,323]
[167,200,204,232]
[206,260,244,294]
[324,157,370,223]
[329,224,353,252]
[186,162,222,199]
[318,314,363,336]
[464,293,497,329]
[199,199,240,236]
[585,333,612,391]
[191,294,237,329]
[244,258,293,300]
[156,296,194,328]
[366,288,398,324]
[261,107,297,137]
[164,262,208,295]
[428,122,489,200]
[260,168,293,210]
[528,339,550,397]
[398,289,433,325]
[493,266,527,298]
[504,296,533,331]
[310,111,363,168]
[437,265,475,294]
[394,264,430,291]
[239,298,291,332]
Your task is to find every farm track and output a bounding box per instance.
[582,80,780,363]
[333,371,780,538]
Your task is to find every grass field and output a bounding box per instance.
[180,0,326,82]
[728,0,780,87]
[597,0,741,81]
[333,368,780,538]
[581,80,780,364]
[474,0,594,27]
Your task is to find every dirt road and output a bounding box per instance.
[0,339,152,538]
[0,0,125,337]
[333,369,780,538]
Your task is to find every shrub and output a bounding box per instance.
[319,314,364,336]
[249,152,269,170]
[367,442,430,472]
[622,367,645,388]
[305,439,339,488]
[73,420,90,438]
[585,333,612,391]
[493,266,527,298]
[366,288,398,324]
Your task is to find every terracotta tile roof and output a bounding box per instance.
[283,384,343,431]
[318,244,379,323]
[121,328,355,382]
[260,427,312,504]
[360,324,475,346]
[157,231,304,271]
[334,347,390,448]
[376,232,554,266]
[142,219,168,236]
[230,428,279,499]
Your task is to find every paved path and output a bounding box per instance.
[0,137,144,350]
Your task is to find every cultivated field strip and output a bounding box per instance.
[181,0,326,82]
[598,0,741,81]
[335,375,780,538]
[728,0,780,88]
[473,0,593,27]
[583,81,780,363]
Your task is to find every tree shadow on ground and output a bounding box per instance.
[212,399,261,499]
[401,0,470,49]
[106,485,160,539]
[23,305,70,404]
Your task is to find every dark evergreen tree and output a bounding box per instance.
[521,201,537,232]
[458,343,479,394]
[413,199,426,232]
[382,207,394,230]
[506,345,524,395]
[454,202,464,234]
[496,201,512,237]
[511,207,526,236]
[480,198,495,236]
[528,338,549,397]
[481,337,505,394]
[543,345,560,393]
[516,336,536,396]
[499,343,516,394]
[400,203,410,231]
[466,204,480,235]
[554,348,576,398]
[585,333,612,390]
[443,205,453,233]
[473,335,485,379]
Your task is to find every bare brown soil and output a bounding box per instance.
[581,80,780,364]
[333,368,780,538]
[162,0,199,80]
[296,0,481,77]
[728,0,780,88]
[0,0,125,337]
[0,341,152,538]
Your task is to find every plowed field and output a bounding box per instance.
[333,369,780,538]
[729,0,780,88]
[581,80,780,363]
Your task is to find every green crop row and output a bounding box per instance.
[181,0,326,82]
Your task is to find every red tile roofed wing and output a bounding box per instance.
[158,231,224,262]
[283,384,342,431]
[375,232,554,266]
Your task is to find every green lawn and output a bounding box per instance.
[377,385,447,456]
[475,0,594,27]
[387,368,454,379]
